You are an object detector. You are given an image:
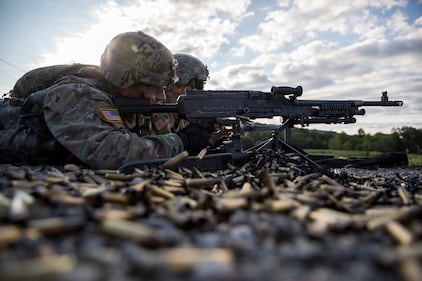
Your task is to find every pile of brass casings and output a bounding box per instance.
[0,151,421,281]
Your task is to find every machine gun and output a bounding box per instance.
[115,86,403,172]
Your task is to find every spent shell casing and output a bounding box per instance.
[260,169,277,193]
[399,257,422,281]
[28,217,85,235]
[157,247,233,272]
[104,173,135,181]
[9,190,34,221]
[196,148,208,160]
[130,179,152,192]
[185,177,222,188]
[265,197,299,212]
[161,151,189,169]
[102,192,130,205]
[0,225,22,247]
[94,169,120,175]
[385,220,413,245]
[215,198,248,212]
[0,254,76,280]
[309,208,353,228]
[162,179,184,187]
[82,186,107,198]
[397,183,412,205]
[101,219,157,243]
[164,169,185,179]
[150,185,176,199]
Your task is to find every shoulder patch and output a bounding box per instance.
[99,108,122,123]
[154,115,170,131]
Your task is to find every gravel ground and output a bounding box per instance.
[335,167,422,179]
[0,156,421,281]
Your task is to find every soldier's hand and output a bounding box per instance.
[176,123,211,155]
[209,126,232,146]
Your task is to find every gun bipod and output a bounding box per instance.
[244,128,325,171]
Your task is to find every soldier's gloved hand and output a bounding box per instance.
[176,123,212,155]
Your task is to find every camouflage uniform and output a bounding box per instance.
[0,31,184,169]
[44,74,183,169]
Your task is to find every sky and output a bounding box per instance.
[0,0,421,135]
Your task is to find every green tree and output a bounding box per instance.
[242,125,421,154]
[368,133,399,152]
[393,126,422,153]
[329,132,349,150]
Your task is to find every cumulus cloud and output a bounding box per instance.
[35,0,251,67]
[228,46,247,57]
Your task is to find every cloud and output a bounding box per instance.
[228,46,247,57]
[239,0,409,53]
[33,0,252,67]
[207,63,271,89]
[93,0,252,58]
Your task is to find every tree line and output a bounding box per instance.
[242,126,422,154]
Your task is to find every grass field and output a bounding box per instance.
[304,149,422,167]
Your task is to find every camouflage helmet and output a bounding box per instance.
[100,31,178,89]
[174,53,209,86]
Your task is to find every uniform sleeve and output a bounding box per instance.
[43,83,184,169]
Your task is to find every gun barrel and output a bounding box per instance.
[296,100,403,107]
[355,91,403,106]
[360,101,403,106]
[113,96,178,114]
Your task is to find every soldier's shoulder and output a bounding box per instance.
[44,79,112,112]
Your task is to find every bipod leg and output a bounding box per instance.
[244,137,275,152]
[242,120,324,171]
[277,139,324,171]
[245,134,324,171]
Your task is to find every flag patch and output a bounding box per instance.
[99,108,122,123]
[154,115,170,131]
